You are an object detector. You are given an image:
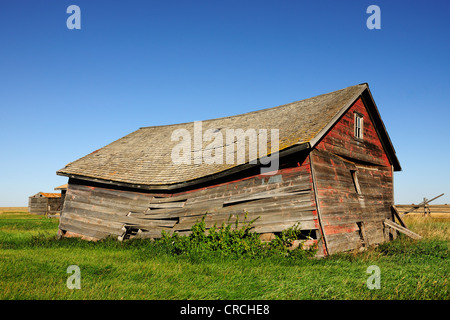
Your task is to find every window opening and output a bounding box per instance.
[354,113,363,139]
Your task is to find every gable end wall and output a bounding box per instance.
[311,97,394,254]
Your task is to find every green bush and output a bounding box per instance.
[156,213,317,259]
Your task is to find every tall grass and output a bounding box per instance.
[403,216,449,241]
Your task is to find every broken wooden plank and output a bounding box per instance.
[149,195,189,204]
[184,182,311,205]
[223,190,309,206]
[148,202,186,209]
[357,221,369,247]
[383,219,422,240]
[131,229,165,239]
[391,205,407,228]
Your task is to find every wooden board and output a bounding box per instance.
[383,219,422,240]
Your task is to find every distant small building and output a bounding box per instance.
[28,183,68,216]
[28,192,62,215]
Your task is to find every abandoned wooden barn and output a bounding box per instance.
[56,83,401,256]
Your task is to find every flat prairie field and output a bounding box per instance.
[0,207,28,214]
[0,207,448,300]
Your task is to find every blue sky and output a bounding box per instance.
[0,0,449,206]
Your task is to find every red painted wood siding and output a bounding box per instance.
[312,97,393,255]
[316,98,390,167]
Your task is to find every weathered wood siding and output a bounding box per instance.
[311,98,394,254]
[28,197,48,215]
[29,195,63,215]
[47,197,63,214]
[59,153,319,243]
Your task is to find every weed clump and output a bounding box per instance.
[156,213,317,259]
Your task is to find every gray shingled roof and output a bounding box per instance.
[57,84,388,188]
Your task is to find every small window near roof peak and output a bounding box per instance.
[354,112,363,140]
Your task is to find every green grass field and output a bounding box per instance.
[0,210,448,300]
